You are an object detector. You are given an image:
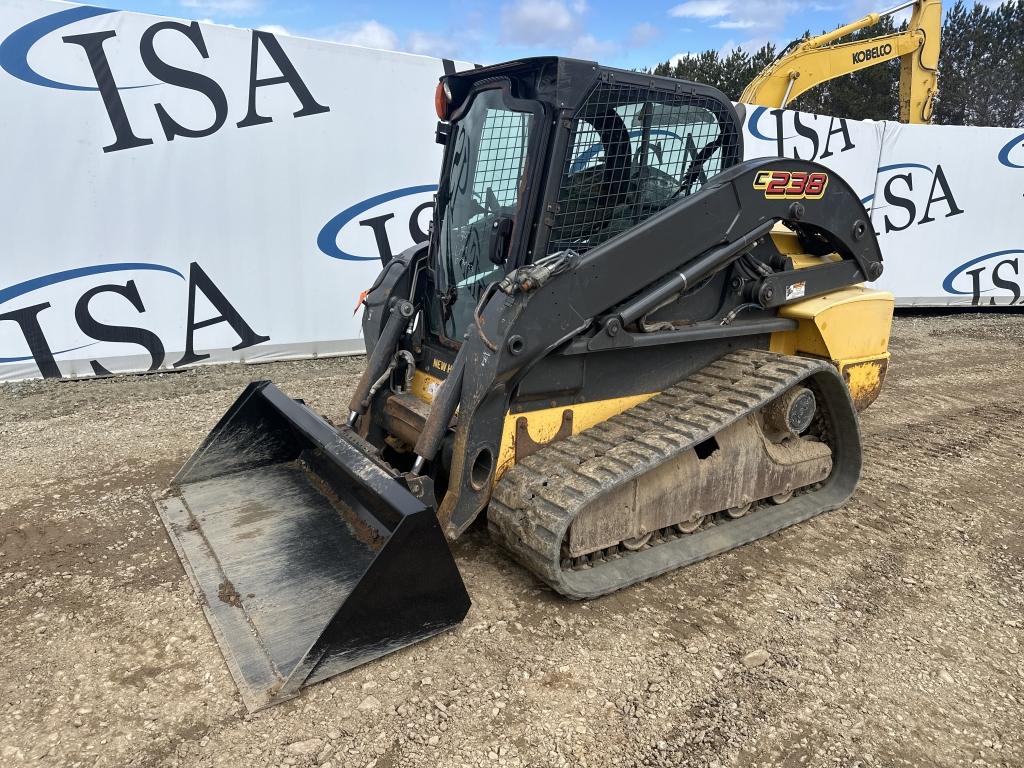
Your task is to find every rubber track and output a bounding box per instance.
[488,349,861,599]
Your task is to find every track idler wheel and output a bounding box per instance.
[764,386,816,437]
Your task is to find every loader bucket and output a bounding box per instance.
[155,381,470,712]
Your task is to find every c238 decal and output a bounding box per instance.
[753,170,829,200]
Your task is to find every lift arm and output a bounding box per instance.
[739,0,941,123]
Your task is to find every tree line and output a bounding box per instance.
[650,1,1024,127]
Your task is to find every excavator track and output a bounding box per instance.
[488,349,862,599]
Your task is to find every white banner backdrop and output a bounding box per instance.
[0,0,467,381]
[2,1,1023,382]
[867,121,1024,306]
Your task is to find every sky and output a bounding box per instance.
[102,0,939,69]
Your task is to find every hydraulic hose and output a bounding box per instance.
[347,299,414,425]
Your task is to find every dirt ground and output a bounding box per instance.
[1,313,1022,768]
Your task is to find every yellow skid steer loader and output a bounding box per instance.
[156,57,894,711]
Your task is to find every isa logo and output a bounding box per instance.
[318,186,436,263]
[0,261,268,378]
[0,6,329,153]
[861,162,964,235]
[943,250,1024,306]
[746,106,857,162]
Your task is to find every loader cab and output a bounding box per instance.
[428,58,744,348]
[430,80,544,342]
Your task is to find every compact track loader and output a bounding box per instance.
[157,58,894,711]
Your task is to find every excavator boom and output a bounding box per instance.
[739,0,941,123]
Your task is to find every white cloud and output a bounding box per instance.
[571,33,619,59]
[668,0,802,40]
[321,20,400,51]
[499,0,635,61]
[714,19,757,29]
[629,22,660,47]
[669,51,696,67]
[668,1,732,19]
[500,0,581,46]
[407,30,464,59]
[311,22,482,60]
[179,0,262,16]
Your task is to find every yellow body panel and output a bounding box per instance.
[771,286,895,359]
[411,369,444,403]
[494,393,657,479]
[769,230,841,267]
[841,354,888,411]
[770,286,894,410]
[411,370,657,481]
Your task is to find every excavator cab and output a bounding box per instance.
[158,58,892,711]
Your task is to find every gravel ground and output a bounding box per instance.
[1,313,1022,768]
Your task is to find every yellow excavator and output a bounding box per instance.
[740,0,941,123]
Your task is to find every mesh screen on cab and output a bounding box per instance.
[547,82,740,256]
